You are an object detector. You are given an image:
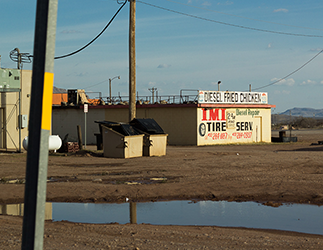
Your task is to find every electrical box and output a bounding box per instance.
[0,69,21,90]
[19,114,28,129]
[68,89,78,105]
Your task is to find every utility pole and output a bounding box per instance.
[149,87,157,103]
[289,110,292,142]
[21,0,58,249]
[130,202,137,224]
[129,0,136,121]
[109,78,112,103]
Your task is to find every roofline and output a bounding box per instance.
[53,103,276,109]
[198,103,276,108]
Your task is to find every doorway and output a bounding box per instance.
[253,117,262,142]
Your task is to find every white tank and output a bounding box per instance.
[23,135,62,151]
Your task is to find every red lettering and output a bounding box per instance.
[209,109,220,121]
[232,132,252,139]
[206,132,228,140]
[202,109,227,121]
[221,109,226,121]
[202,109,207,121]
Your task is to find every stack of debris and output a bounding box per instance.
[58,142,79,153]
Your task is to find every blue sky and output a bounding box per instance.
[1,0,323,113]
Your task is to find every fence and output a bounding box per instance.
[93,89,199,105]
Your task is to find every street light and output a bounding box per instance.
[109,76,120,103]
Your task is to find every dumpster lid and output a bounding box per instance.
[117,124,140,136]
[96,121,140,136]
[95,121,119,127]
[130,118,165,134]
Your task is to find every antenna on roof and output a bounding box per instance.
[9,48,32,69]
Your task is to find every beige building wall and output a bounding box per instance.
[260,108,272,142]
[0,203,52,220]
[52,105,198,145]
[52,107,105,144]
[103,106,197,145]
[0,70,32,150]
[52,104,272,146]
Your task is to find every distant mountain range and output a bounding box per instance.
[280,108,323,117]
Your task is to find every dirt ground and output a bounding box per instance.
[1,129,323,249]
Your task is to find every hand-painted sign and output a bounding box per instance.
[199,108,260,144]
[198,91,268,104]
[236,109,260,117]
[226,110,236,129]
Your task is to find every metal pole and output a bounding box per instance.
[21,0,57,249]
[109,76,120,103]
[289,110,292,142]
[149,87,157,103]
[84,112,87,149]
[109,78,111,103]
[18,89,21,153]
[129,0,136,122]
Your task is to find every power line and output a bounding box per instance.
[137,0,323,38]
[54,0,127,59]
[84,80,108,89]
[252,49,323,91]
[138,0,323,91]
[165,0,323,32]
[27,1,127,60]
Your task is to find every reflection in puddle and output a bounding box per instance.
[1,201,322,235]
[0,203,52,220]
[51,201,323,235]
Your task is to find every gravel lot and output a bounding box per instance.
[1,129,323,249]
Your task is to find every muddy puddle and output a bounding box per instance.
[1,201,322,235]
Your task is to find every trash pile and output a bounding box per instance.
[58,142,79,153]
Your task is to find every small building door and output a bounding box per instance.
[0,108,5,148]
[253,117,262,142]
